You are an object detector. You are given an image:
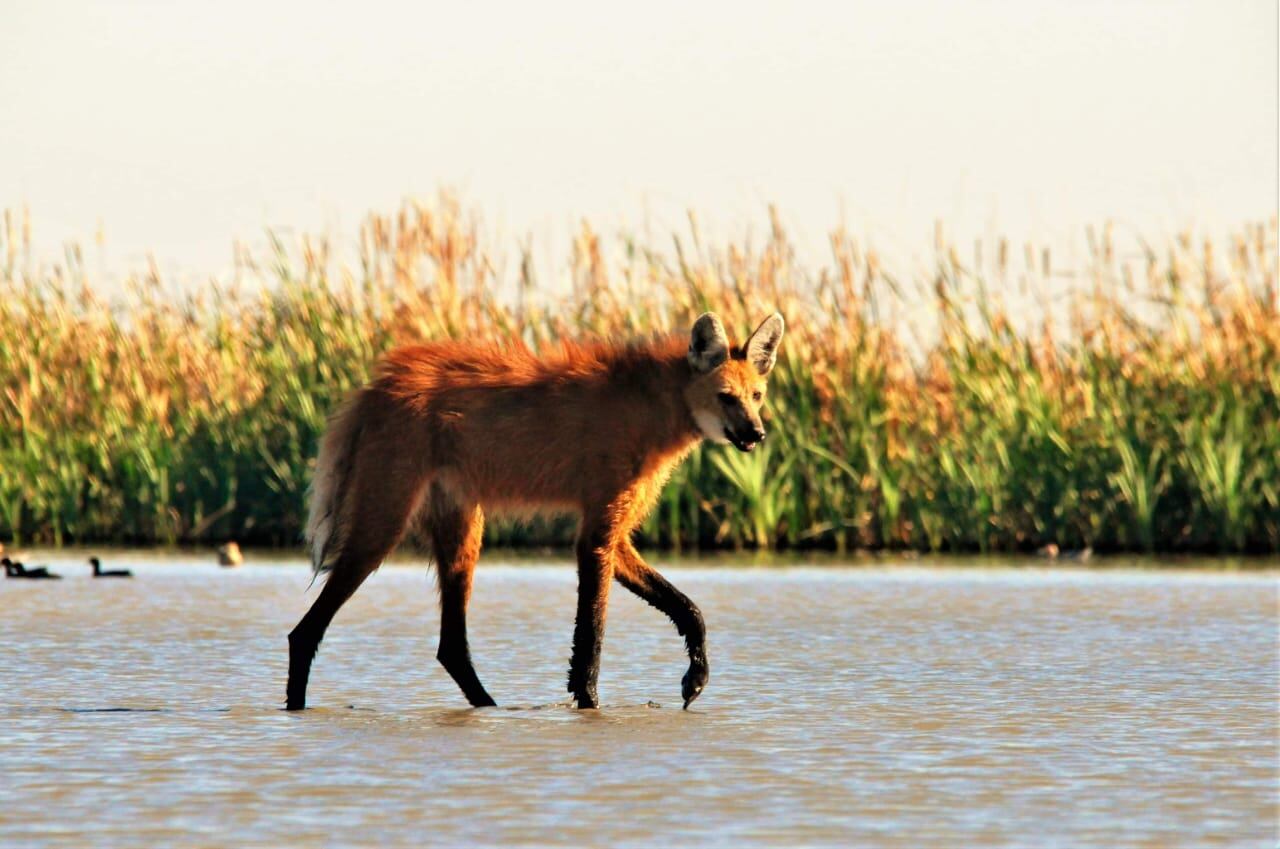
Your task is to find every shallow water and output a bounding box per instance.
[1,552,1276,847]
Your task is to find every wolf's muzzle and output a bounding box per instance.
[724,426,766,452]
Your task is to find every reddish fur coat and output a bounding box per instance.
[307,334,705,571]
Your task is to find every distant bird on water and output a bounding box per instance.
[217,542,244,567]
[89,556,132,578]
[2,557,62,580]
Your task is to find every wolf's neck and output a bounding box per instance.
[642,350,703,457]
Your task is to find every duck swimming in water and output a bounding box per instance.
[89,557,132,578]
[2,557,62,580]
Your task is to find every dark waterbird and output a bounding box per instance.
[2,557,62,580]
[89,557,132,578]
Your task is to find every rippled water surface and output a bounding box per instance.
[2,552,1276,847]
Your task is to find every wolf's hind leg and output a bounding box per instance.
[428,486,496,707]
[287,554,380,711]
[286,436,427,711]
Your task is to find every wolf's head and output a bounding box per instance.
[684,312,785,452]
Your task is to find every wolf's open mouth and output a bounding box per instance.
[724,428,758,452]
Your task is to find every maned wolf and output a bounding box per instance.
[287,311,785,710]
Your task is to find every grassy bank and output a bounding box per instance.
[1,198,1276,552]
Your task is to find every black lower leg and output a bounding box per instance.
[286,624,319,710]
[567,612,604,708]
[437,602,496,707]
[286,613,328,710]
[429,495,494,707]
[567,539,611,708]
[284,566,370,710]
[616,549,709,708]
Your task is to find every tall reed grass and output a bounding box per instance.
[1,197,1276,552]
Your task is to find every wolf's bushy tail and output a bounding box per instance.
[305,391,366,574]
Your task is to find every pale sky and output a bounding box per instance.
[2,0,1276,286]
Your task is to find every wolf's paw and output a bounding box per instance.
[681,660,709,709]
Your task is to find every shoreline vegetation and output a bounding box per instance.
[1,197,1276,553]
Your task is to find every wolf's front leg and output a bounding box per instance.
[615,540,709,708]
[568,525,615,708]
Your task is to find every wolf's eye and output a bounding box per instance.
[752,391,763,402]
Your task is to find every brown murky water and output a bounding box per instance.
[1,553,1276,847]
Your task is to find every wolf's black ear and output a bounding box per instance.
[744,313,785,375]
[688,312,730,373]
